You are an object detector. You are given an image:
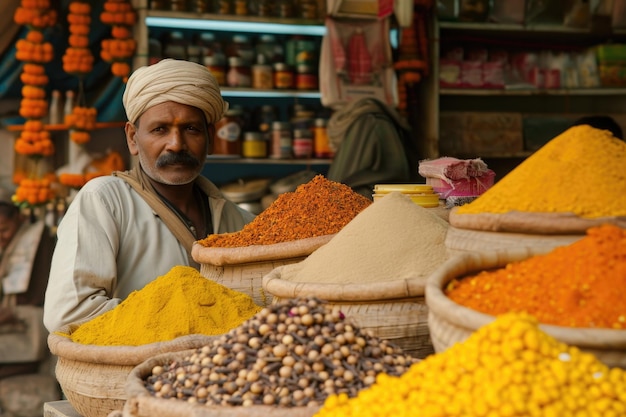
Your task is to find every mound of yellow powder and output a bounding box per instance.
[69,266,261,346]
[456,125,626,218]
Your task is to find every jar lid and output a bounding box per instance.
[296,64,316,73]
[204,55,225,65]
[272,121,291,129]
[373,184,434,194]
[273,62,292,71]
[244,132,264,141]
[314,118,327,127]
[228,56,248,66]
[232,34,250,43]
[293,129,313,138]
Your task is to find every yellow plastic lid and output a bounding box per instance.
[372,193,440,208]
[373,184,434,194]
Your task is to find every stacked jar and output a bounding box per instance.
[270,121,293,159]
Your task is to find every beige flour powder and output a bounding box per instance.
[279,192,450,284]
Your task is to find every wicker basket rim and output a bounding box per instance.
[48,325,218,366]
[191,234,336,266]
[449,208,626,234]
[425,250,626,347]
[263,265,425,301]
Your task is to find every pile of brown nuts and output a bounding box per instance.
[144,297,418,408]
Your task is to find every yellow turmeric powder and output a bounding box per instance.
[314,313,626,417]
[456,125,626,218]
[445,224,626,329]
[68,266,262,346]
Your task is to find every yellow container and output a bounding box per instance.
[373,184,440,208]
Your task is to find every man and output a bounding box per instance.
[43,59,255,332]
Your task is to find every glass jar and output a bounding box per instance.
[213,0,232,14]
[252,61,273,89]
[298,0,318,19]
[292,129,313,158]
[204,54,226,85]
[273,63,294,89]
[270,121,293,159]
[276,0,294,17]
[214,109,243,156]
[233,0,248,15]
[169,0,188,11]
[295,64,318,90]
[313,118,334,158]
[227,56,252,87]
[162,31,187,60]
[255,105,278,142]
[226,34,255,64]
[190,0,212,12]
[242,132,267,158]
[255,34,283,64]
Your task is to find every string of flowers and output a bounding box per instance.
[12,0,57,208]
[100,0,137,82]
[63,0,97,146]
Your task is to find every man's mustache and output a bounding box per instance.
[156,152,201,168]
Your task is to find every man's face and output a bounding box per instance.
[0,213,20,251]
[125,102,214,185]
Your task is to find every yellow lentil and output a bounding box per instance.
[314,313,626,417]
[456,125,626,218]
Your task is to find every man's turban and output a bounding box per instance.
[122,59,228,124]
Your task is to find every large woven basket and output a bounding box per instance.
[426,250,626,369]
[122,349,320,417]
[263,267,433,358]
[191,234,334,307]
[445,225,583,256]
[48,324,217,417]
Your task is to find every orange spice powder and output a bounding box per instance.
[198,175,371,248]
[445,224,626,329]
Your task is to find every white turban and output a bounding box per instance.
[122,59,228,124]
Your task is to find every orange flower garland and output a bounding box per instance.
[62,1,94,75]
[13,0,57,208]
[100,0,137,82]
[12,178,56,207]
[65,106,97,144]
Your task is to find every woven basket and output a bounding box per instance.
[426,250,626,369]
[263,267,433,358]
[191,234,335,307]
[445,225,583,256]
[122,350,321,417]
[48,324,217,417]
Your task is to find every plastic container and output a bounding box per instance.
[242,131,267,158]
[372,184,440,208]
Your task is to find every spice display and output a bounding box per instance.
[143,297,417,407]
[67,266,261,346]
[456,125,626,218]
[281,192,449,284]
[198,175,371,247]
[314,313,626,417]
[445,224,626,329]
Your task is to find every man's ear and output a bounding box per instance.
[125,121,139,156]
[207,124,215,155]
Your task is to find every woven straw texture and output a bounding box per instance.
[193,235,335,307]
[445,225,583,256]
[48,324,217,417]
[449,208,626,234]
[263,267,433,358]
[426,250,626,369]
[122,350,321,417]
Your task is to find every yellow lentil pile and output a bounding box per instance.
[445,224,626,329]
[456,125,626,218]
[314,313,626,417]
[67,266,261,346]
[197,175,371,247]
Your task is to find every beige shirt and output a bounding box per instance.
[43,175,255,332]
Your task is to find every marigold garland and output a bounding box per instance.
[62,1,94,75]
[12,178,56,207]
[13,0,58,208]
[100,0,137,82]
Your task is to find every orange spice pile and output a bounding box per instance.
[445,224,626,329]
[198,175,371,247]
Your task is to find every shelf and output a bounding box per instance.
[220,88,321,98]
[440,87,626,96]
[205,157,332,165]
[145,11,326,36]
[438,21,596,34]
